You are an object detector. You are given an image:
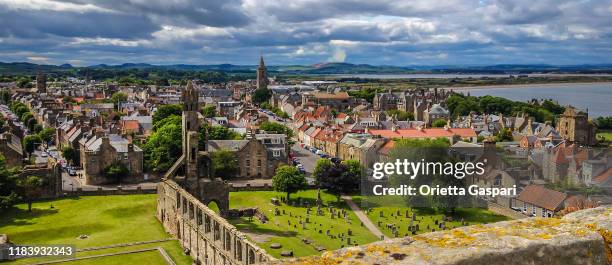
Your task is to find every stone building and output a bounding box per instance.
[79,131,144,185]
[424,103,450,126]
[556,106,596,146]
[208,133,288,179]
[256,56,268,90]
[36,72,46,93]
[0,132,23,168]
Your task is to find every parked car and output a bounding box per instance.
[330,157,341,164]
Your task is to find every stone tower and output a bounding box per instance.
[182,80,200,180]
[256,55,267,90]
[557,106,596,146]
[36,72,46,93]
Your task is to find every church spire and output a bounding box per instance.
[256,55,268,90]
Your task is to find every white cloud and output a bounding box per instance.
[0,0,113,13]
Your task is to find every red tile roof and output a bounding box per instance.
[121,120,140,131]
[368,128,476,139]
[517,185,567,211]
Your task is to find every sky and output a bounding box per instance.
[0,0,611,66]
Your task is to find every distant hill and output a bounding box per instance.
[2,61,612,75]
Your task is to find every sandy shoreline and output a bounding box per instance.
[446,81,612,91]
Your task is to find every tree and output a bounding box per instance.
[315,160,361,201]
[144,122,182,173]
[252,88,271,105]
[595,116,612,130]
[153,104,182,125]
[17,175,44,212]
[211,150,238,179]
[201,105,217,118]
[111,92,128,107]
[431,119,448,128]
[23,135,42,158]
[313,158,333,184]
[0,155,19,212]
[495,128,513,142]
[272,165,307,200]
[104,162,129,184]
[386,109,414,121]
[259,121,294,138]
[0,90,10,104]
[152,115,181,131]
[61,146,77,165]
[37,128,55,147]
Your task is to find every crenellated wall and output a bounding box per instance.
[156,179,274,265]
[270,206,611,265]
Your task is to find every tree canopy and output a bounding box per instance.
[252,88,271,104]
[211,150,238,180]
[153,104,182,125]
[272,165,307,200]
[259,121,293,138]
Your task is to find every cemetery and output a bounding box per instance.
[354,196,509,238]
[228,190,379,258]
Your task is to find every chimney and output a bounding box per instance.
[128,143,134,152]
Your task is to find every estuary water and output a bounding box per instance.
[455,82,612,117]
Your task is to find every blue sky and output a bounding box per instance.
[1,0,611,66]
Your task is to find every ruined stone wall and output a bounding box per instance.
[271,206,611,265]
[157,180,274,265]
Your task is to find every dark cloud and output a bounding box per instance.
[0,0,611,65]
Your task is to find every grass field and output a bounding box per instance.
[353,195,509,238]
[0,195,192,265]
[597,131,612,141]
[228,190,379,258]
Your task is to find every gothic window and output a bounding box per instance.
[494,174,502,186]
[196,209,202,226]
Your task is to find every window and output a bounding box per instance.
[494,175,502,186]
[523,203,527,212]
[532,205,536,216]
[273,150,281,157]
[257,160,262,166]
[541,209,546,218]
[246,160,250,167]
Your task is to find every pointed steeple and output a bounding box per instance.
[256,54,268,90]
[259,55,265,69]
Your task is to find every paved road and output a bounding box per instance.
[342,195,388,240]
[290,144,320,177]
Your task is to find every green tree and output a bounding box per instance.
[17,175,44,212]
[315,159,361,201]
[61,146,77,166]
[386,109,413,121]
[152,115,181,131]
[111,92,128,107]
[201,105,217,118]
[252,88,271,104]
[495,128,513,142]
[144,122,182,173]
[313,158,333,185]
[259,121,294,138]
[431,119,448,128]
[0,155,19,212]
[104,162,129,184]
[0,90,10,104]
[153,104,182,126]
[595,116,612,130]
[37,128,55,146]
[23,135,42,158]
[272,165,307,200]
[211,150,238,179]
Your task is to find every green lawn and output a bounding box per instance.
[56,250,166,265]
[0,195,192,265]
[228,190,379,258]
[353,195,509,238]
[597,131,612,141]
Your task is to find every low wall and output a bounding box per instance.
[270,206,611,265]
[63,186,157,196]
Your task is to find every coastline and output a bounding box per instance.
[447,81,612,91]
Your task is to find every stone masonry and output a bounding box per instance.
[157,179,273,265]
[270,206,611,265]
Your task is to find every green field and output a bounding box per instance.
[228,190,379,258]
[353,195,509,238]
[597,131,612,141]
[0,195,192,265]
